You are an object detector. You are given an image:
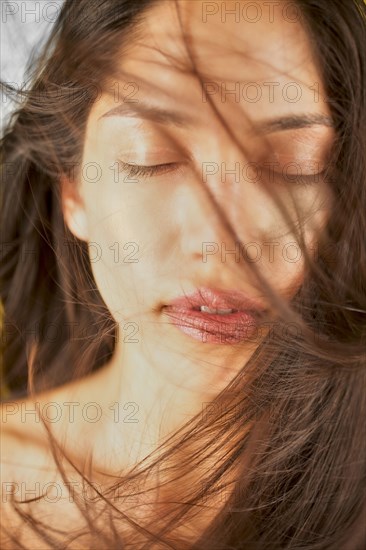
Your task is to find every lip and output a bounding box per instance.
[162,287,266,345]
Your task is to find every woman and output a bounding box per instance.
[1,0,365,548]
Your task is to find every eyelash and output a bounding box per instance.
[118,160,180,179]
[272,169,327,186]
[117,160,328,186]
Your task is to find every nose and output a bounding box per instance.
[177,187,222,255]
[172,165,244,270]
[170,144,282,285]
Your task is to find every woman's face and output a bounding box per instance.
[62,0,334,393]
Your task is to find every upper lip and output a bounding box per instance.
[164,287,267,312]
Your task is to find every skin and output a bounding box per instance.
[1,0,335,542]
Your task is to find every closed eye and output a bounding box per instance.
[117,159,329,186]
[263,162,330,187]
[273,169,327,186]
[117,160,181,179]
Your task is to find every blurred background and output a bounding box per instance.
[1,0,63,133]
[1,1,63,397]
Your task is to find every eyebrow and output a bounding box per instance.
[260,113,334,133]
[100,102,334,133]
[99,102,193,128]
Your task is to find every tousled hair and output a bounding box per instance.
[1,0,366,548]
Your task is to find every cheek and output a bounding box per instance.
[266,247,305,297]
[263,202,329,297]
[252,189,330,296]
[82,184,176,320]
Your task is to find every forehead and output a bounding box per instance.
[93,0,329,126]
[148,1,314,75]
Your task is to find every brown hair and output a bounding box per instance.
[1,0,366,548]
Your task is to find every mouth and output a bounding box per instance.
[162,287,266,345]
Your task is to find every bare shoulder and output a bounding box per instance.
[0,409,56,498]
[0,404,85,549]
[0,380,95,487]
[1,396,53,483]
[1,421,51,480]
[0,377,108,548]
[0,426,53,549]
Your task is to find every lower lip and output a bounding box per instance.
[162,307,259,344]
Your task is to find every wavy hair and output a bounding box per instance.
[1,0,366,548]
